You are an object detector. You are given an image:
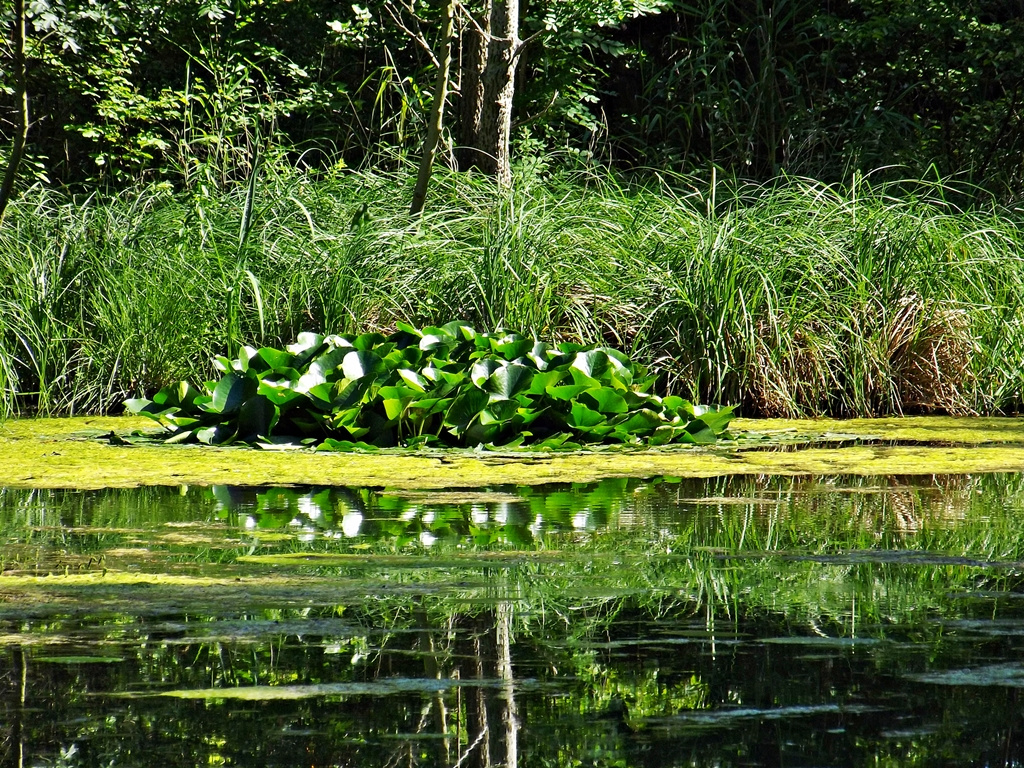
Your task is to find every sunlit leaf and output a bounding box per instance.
[580,387,628,414]
[342,350,385,380]
[206,374,250,415]
[471,359,502,387]
[487,363,534,398]
[568,402,606,428]
[443,387,489,432]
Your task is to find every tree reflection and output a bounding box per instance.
[6,474,1024,765]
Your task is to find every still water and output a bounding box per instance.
[3,474,1024,766]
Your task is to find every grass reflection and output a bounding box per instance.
[4,474,1024,765]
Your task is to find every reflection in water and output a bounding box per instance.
[3,474,1024,765]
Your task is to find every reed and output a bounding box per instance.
[2,162,1023,420]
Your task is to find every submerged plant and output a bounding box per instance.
[125,321,735,450]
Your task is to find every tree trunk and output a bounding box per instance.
[456,0,490,172]
[0,0,30,223]
[411,0,457,215]
[456,0,519,187]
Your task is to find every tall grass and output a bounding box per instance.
[2,162,1024,420]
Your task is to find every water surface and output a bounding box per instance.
[3,474,1024,766]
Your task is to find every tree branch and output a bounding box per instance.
[511,89,558,130]
[0,0,29,223]
[383,1,440,68]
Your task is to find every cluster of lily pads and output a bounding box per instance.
[125,322,735,450]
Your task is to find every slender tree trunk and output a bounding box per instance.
[456,0,519,187]
[411,0,457,215]
[0,0,29,223]
[456,0,490,170]
[482,0,518,187]
[14,645,26,768]
[496,599,519,768]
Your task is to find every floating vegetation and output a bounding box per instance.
[7,415,1024,490]
[125,322,735,450]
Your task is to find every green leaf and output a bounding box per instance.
[395,320,423,337]
[407,397,452,417]
[662,395,694,418]
[305,383,335,408]
[317,438,379,452]
[471,359,502,387]
[256,347,294,372]
[534,432,573,449]
[487,363,534,398]
[517,406,547,425]
[342,350,385,380]
[481,398,519,424]
[196,424,236,445]
[526,369,562,394]
[615,409,663,435]
[257,379,303,407]
[464,422,502,445]
[309,347,349,381]
[165,427,199,444]
[404,434,441,448]
[124,398,170,420]
[380,384,417,419]
[236,345,258,372]
[693,405,737,434]
[331,378,370,409]
[568,402,606,428]
[571,350,610,381]
[579,387,628,414]
[237,395,279,440]
[163,414,201,429]
[486,433,527,449]
[546,383,590,401]
[287,332,325,366]
[206,374,250,415]
[443,387,490,432]
[151,381,201,408]
[440,321,476,339]
[528,342,554,370]
[419,335,452,354]
[492,333,532,359]
[682,420,718,445]
[398,368,429,391]
[378,385,417,401]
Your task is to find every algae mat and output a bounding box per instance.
[5,415,1024,489]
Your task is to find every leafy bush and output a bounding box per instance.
[125,322,735,450]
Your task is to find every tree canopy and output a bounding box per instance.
[1,0,1023,195]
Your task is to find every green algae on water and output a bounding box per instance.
[8,415,1024,490]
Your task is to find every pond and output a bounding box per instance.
[4,473,1024,766]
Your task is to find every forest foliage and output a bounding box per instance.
[1,0,1023,194]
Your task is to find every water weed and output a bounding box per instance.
[124,322,735,449]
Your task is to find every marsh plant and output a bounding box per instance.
[2,164,1024,421]
[125,322,735,449]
